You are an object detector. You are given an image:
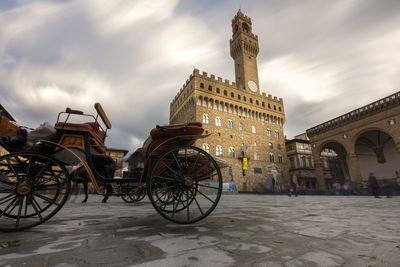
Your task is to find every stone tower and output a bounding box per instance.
[170,10,288,192]
[230,9,260,94]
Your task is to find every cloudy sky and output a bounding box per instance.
[1,0,399,153]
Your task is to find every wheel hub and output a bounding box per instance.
[183,177,193,188]
[17,182,32,196]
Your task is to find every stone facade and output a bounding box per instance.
[306,91,400,191]
[169,10,288,192]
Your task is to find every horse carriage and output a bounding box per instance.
[0,103,223,232]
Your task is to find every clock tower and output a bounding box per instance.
[230,10,260,93]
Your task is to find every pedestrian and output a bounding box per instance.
[368,172,380,198]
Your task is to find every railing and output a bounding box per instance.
[307,91,400,136]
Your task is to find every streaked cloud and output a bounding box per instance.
[1,0,399,153]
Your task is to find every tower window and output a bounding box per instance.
[250,98,253,104]
[238,95,241,100]
[215,117,222,127]
[243,96,247,102]
[273,105,276,110]
[231,92,234,98]
[268,103,271,109]
[202,114,209,124]
[242,22,249,32]
[224,90,227,96]
[216,145,223,156]
[228,147,236,158]
[279,107,282,112]
[200,83,204,89]
[202,144,210,154]
[216,88,220,94]
[262,102,265,107]
[256,100,259,105]
[227,119,234,129]
[208,85,212,92]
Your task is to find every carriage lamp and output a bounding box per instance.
[342,133,348,139]
[388,118,396,126]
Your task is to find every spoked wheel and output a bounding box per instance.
[147,146,222,224]
[121,185,146,203]
[0,151,71,232]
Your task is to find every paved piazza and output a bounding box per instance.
[0,194,399,267]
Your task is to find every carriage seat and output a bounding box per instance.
[142,122,204,157]
[150,122,203,140]
[54,122,106,144]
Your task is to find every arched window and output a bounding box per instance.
[216,145,223,156]
[278,155,283,163]
[269,153,275,163]
[208,85,212,92]
[227,119,233,129]
[202,144,210,154]
[256,100,259,105]
[238,94,241,100]
[228,147,235,158]
[251,125,256,133]
[242,22,249,32]
[250,98,253,104]
[202,114,209,124]
[275,130,280,139]
[216,88,220,94]
[200,83,204,89]
[223,90,227,96]
[215,117,222,127]
[243,96,247,102]
[268,142,273,149]
[266,128,272,137]
[239,122,244,131]
[231,92,234,98]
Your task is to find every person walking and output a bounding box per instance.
[368,172,380,198]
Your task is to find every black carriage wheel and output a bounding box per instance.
[121,186,146,203]
[147,146,222,224]
[0,151,71,232]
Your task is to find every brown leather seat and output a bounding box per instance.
[150,122,203,140]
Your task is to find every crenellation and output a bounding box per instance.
[210,74,215,80]
[225,79,230,84]
[193,69,200,76]
[218,77,222,82]
[202,71,208,77]
[262,92,266,96]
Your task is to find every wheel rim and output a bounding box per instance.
[147,146,222,224]
[122,186,146,203]
[0,152,71,232]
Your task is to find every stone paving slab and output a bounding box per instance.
[0,194,399,266]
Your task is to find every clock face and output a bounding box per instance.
[248,80,258,92]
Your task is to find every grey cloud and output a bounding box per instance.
[1,0,399,153]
